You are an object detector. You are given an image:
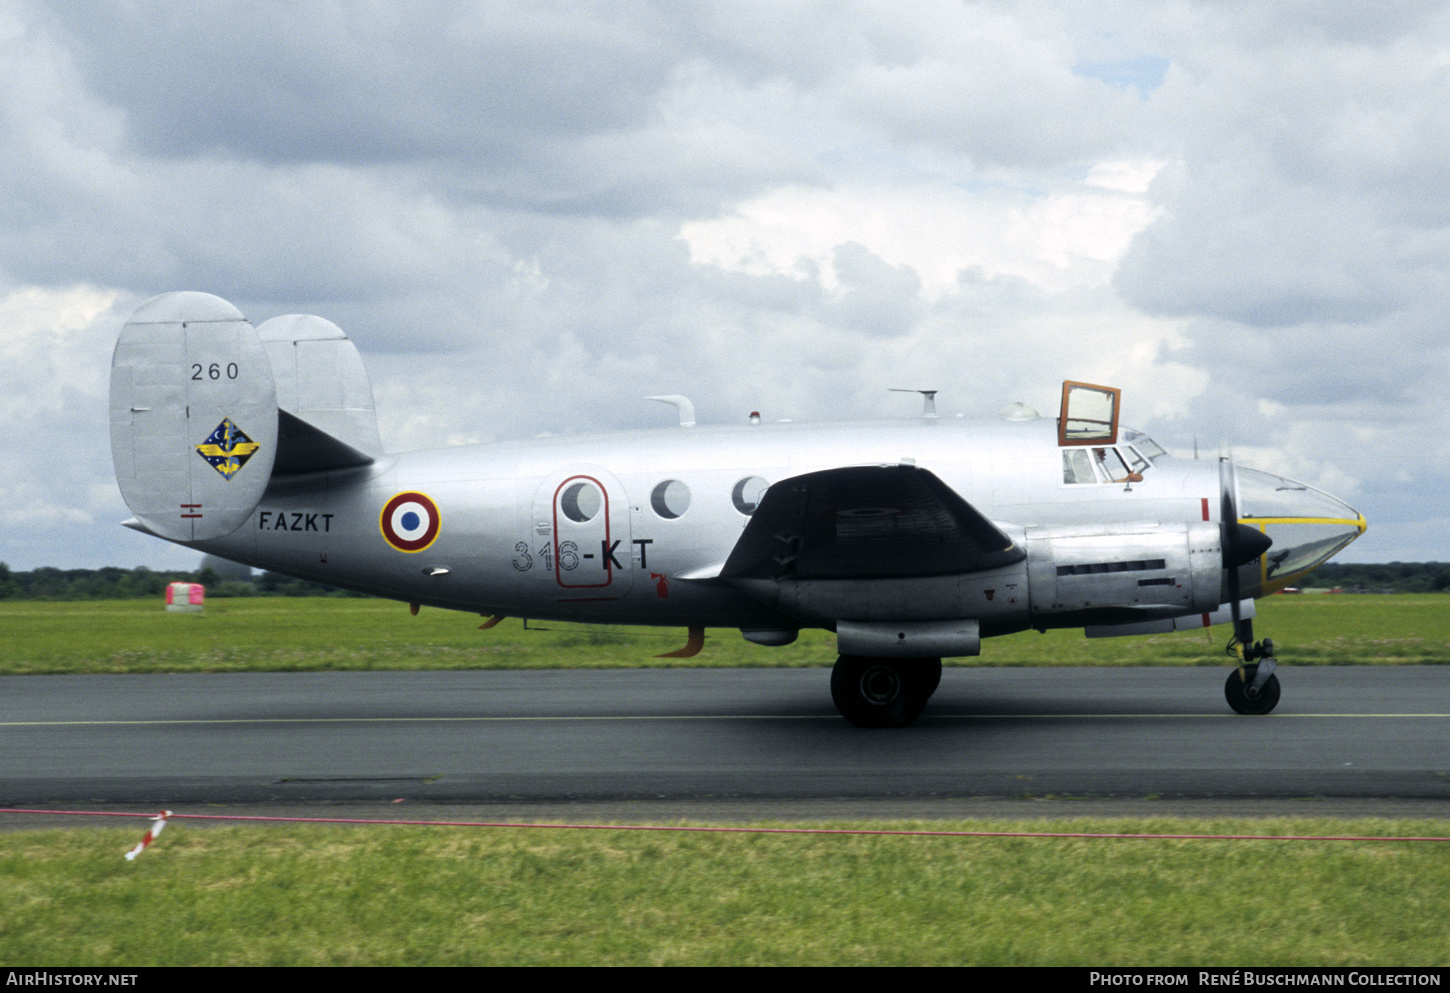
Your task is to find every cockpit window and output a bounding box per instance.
[1121,429,1167,463]
[1062,445,1150,484]
[1063,448,1095,484]
[1122,447,1151,475]
[1094,447,1132,481]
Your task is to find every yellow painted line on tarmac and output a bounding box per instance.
[950,713,1450,719]
[4,712,1449,727]
[1,715,834,726]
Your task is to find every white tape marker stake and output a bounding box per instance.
[124,810,173,860]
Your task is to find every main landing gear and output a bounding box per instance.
[831,655,942,728]
[1224,636,1281,716]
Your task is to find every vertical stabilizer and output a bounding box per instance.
[256,314,383,456]
[110,292,278,542]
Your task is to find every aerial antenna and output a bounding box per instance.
[645,395,696,428]
[889,388,938,419]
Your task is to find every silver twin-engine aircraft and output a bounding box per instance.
[109,292,1367,726]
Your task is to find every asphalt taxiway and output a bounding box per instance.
[3,667,1447,821]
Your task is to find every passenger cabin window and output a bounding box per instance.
[650,479,691,519]
[732,476,769,515]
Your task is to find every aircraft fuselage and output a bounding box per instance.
[183,415,1287,636]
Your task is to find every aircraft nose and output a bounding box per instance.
[1235,466,1366,591]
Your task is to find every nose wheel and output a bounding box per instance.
[831,655,940,727]
[1224,636,1280,715]
[1225,662,1280,715]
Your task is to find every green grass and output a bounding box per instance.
[4,600,1447,965]
[0,594,1445,676]
[2,818,1448,966]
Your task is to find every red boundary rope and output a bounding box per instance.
[4,807,1449,842]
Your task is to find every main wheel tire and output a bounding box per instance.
[1225,664,1281,715]
[923,658,943,698]
[831,655,934,727]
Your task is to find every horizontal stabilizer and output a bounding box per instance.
[721,464,1024,581]
[110,292,277,542]
[274,409,375,475]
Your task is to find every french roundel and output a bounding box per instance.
[380,491,441,553]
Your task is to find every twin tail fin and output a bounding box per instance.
[109,291,379,542]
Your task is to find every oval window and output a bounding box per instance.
[731,476,769,515]
[650,479,691,519]
[559,481,602,523]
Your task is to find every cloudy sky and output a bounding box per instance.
[2,0,1445,571]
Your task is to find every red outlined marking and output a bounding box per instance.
[553,475,612,590]
[380,492,441,553]
[181,503,202,519]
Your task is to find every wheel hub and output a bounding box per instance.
[858,664,902,705]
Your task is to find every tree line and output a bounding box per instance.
[0,563,362,600]
[1308,561,1450,594]
[1,560,1447,600]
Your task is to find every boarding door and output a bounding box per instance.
[532,465,634,600]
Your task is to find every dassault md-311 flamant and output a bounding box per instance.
[109,292,1367,727]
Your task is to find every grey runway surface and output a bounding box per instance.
[3,667,1449,822]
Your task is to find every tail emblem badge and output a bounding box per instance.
[196,418,261,479]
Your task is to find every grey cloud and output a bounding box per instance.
[835,40,1146,168]
[1115,170,1403,328]
[44,1,678,164]
[826,241,923,336]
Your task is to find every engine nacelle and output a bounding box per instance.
[1025,521,1222,627]
[730,520,1224,654]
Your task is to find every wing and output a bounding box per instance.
[720,464,1024,581]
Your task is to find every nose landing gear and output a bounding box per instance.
[1225,636,1281,715]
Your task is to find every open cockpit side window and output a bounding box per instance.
[1058,380,1120,447]
[1057,381,1162,483]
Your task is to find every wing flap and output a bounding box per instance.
[720,464,1023,581]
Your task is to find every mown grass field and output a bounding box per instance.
[4,818,1450,966]
[4,595,1447,966]
[0,593,1445,676]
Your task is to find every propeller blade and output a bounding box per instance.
[1219,452,1249,643]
